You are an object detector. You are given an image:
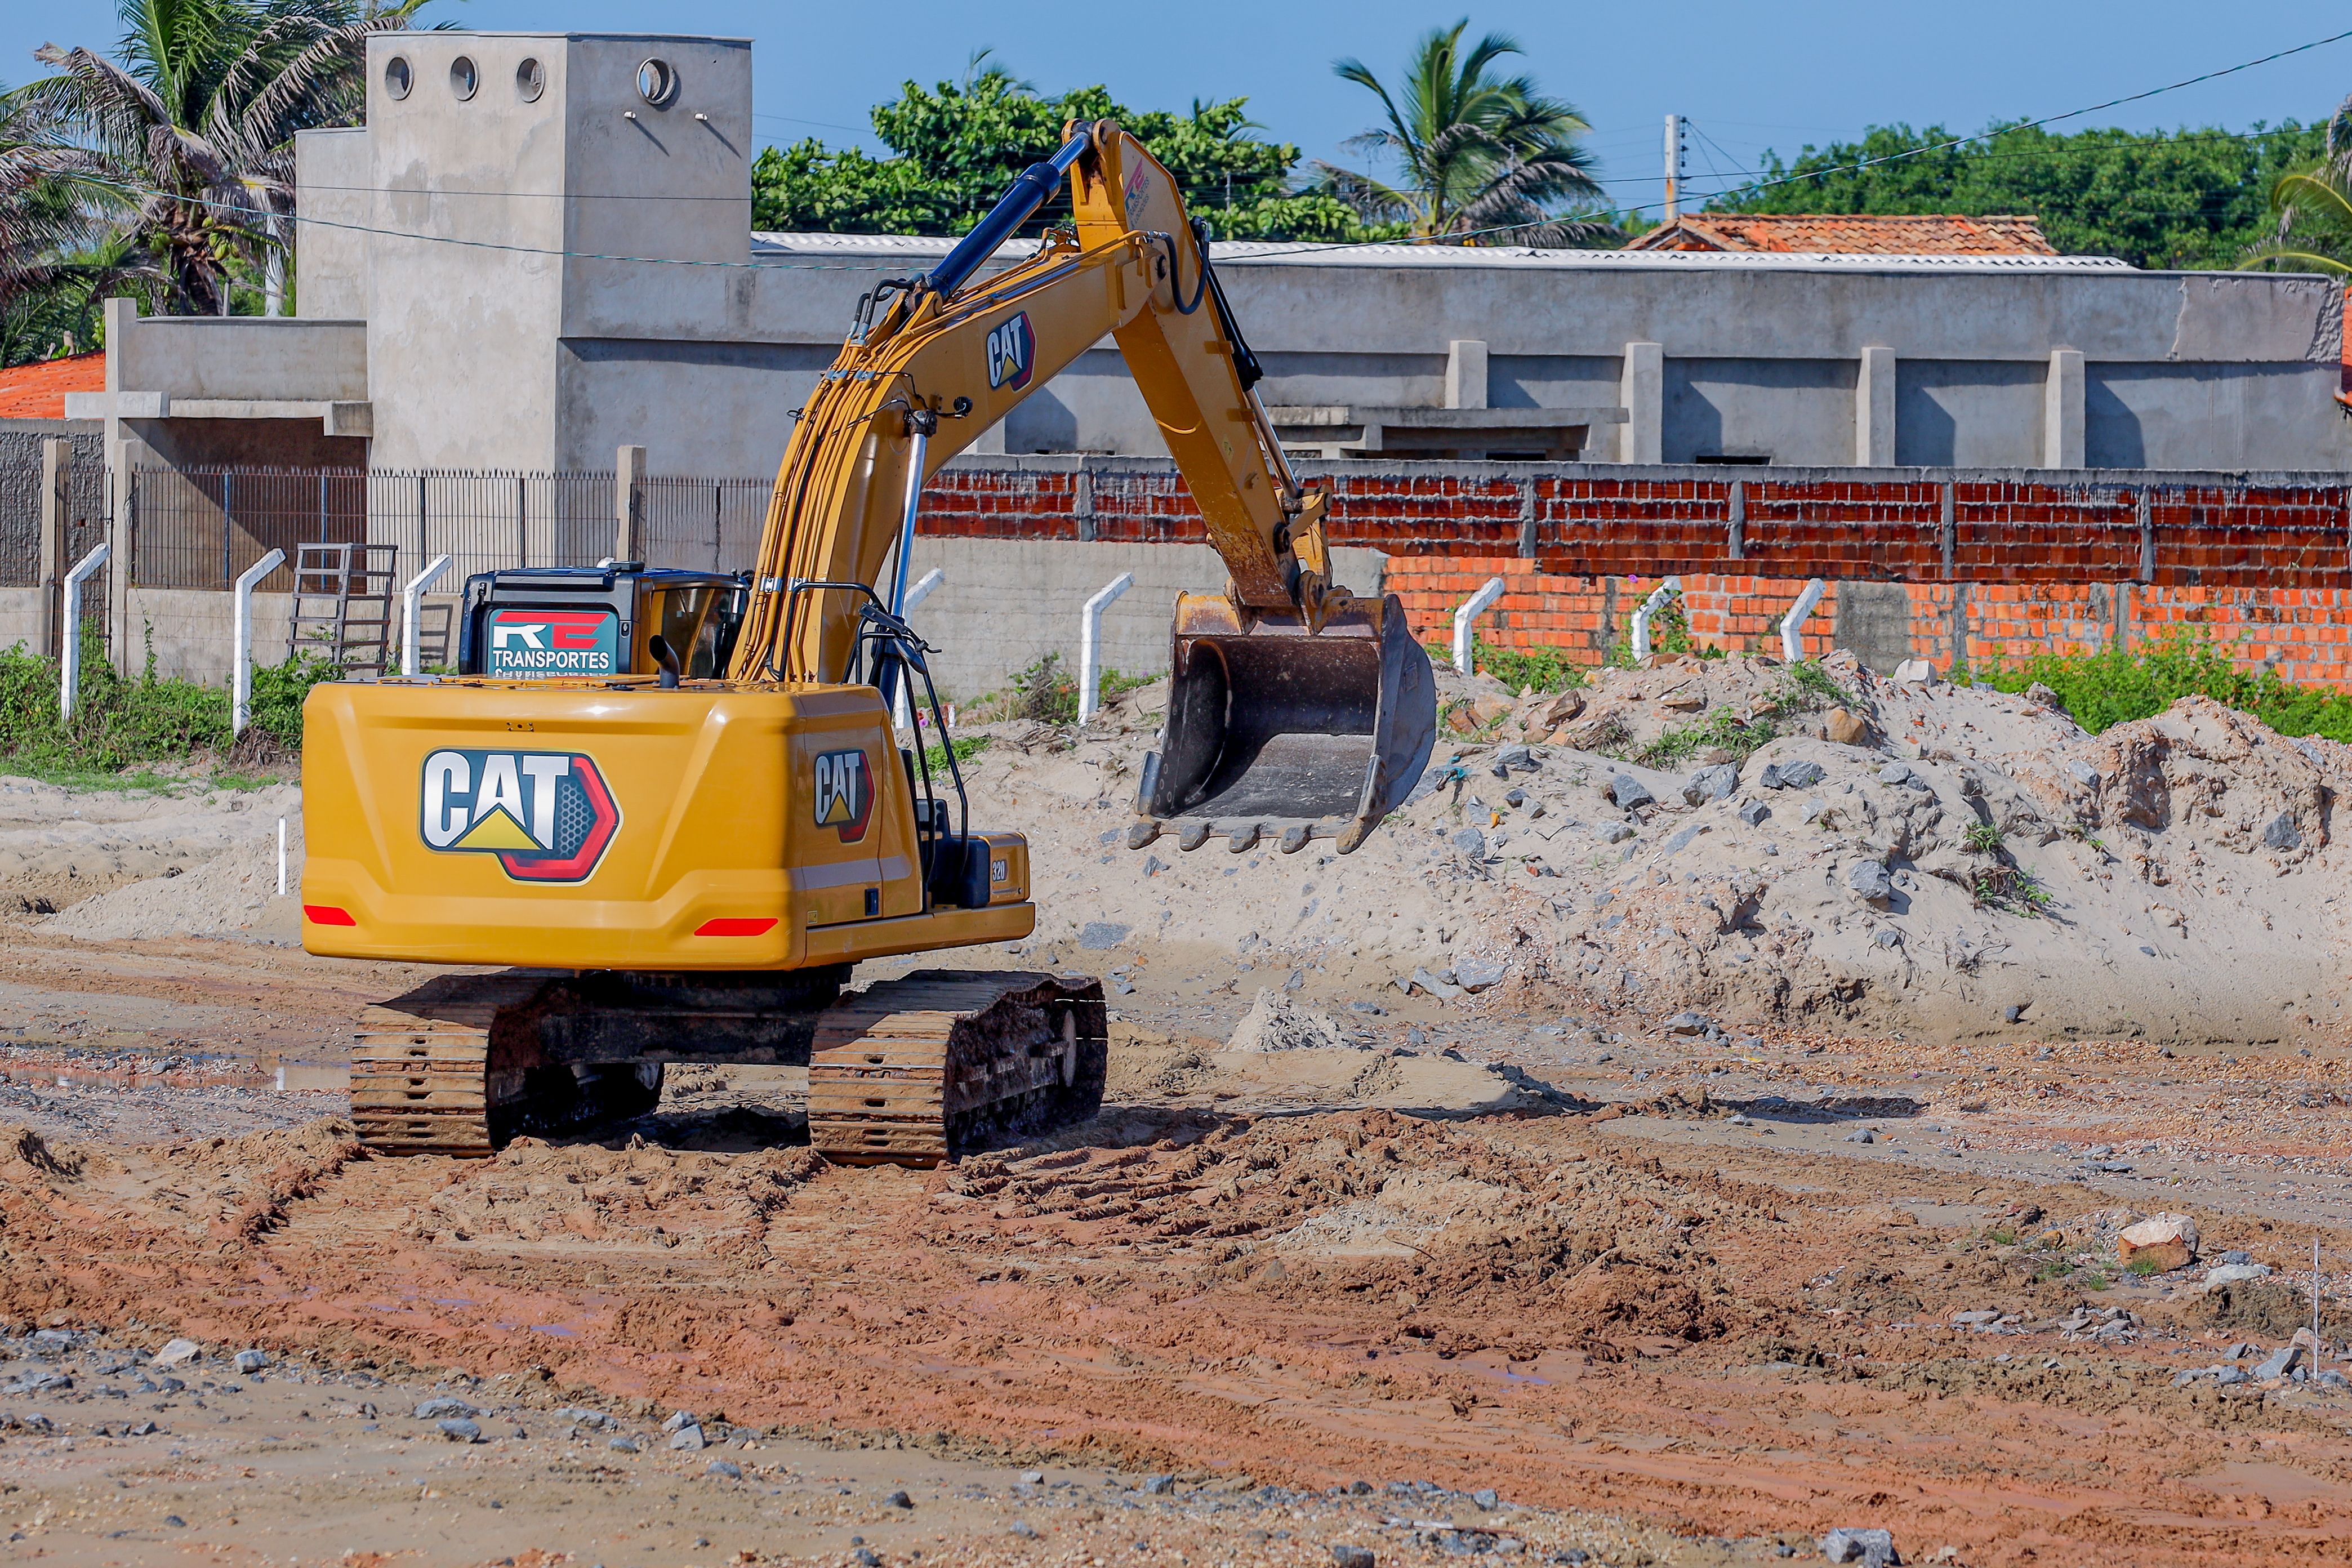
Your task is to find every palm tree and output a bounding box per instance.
[15,0,427,318]
[2242,93,2352,276]
[1316,19,1613,246]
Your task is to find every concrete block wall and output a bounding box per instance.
[121,589,293,684]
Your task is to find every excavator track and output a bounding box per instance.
[808,970,1107,1166]
[350,968,1105,1166]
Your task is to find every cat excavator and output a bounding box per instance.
[299,122,1437,1165]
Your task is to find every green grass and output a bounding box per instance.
[1986,1226,2019,1247]
[2124,1254,2162,1277]
[1963,821,2006,854]
[921,734,991,774]
[0,622,338,781]
[1964,631,2352,741]
[1424,635,1591,694]
[1626,659,1857,768]
[1974,865,2055,915]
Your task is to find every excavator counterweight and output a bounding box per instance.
[303,121,1434,1163]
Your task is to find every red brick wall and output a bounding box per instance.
[918,462,2352,687]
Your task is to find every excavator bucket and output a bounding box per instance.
[1137,591,1437,854]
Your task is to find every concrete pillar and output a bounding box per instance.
[1618,341,1663,464]
[2042,348,2084,469]
[1445,340,1489,411]
[1855,346,1896,467]
[37,438,68,657]
[614,444,647,563]
[102,297,137,674]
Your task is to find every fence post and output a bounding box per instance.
[1452,576,1507,676]
[400,553,454,676]
[59,542,109,723]
[1629,576,1682,662]
[1078,572,1135,725]
[37,438,68,658]
[615,446,647,564]
[892,568,946,729]
[232,547,287,736]
[1780,578,1827,663]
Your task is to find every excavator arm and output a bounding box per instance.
[732,123,1435,851]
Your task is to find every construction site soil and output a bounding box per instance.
[0,658,2348,1567]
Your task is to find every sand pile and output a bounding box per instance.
[0,777,299,919]
[44,808,303,945]
[992,653,2352,1045]
[1224,989,1361,1052]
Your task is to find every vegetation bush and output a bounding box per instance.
[0,623,341,779]
[1965,634,2352,742]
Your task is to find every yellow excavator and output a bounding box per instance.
[300,123,1436,1165]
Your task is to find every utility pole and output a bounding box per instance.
[1663,114,1684,224]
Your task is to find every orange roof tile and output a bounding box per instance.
[0,353,104,420]
[1627,212,2059,256]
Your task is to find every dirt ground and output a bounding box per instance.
[0,666,2349,1568]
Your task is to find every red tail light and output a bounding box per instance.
[304,905,357,926]
[693,917,778,937]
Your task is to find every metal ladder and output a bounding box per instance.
[288,542,399,675]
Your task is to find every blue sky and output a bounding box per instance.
[10,3,2352,215]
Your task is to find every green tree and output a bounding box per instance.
[1712,118,2327,270]
[15,0,428,319]
[751,56,1383,242]
[2243,92,2352,275]
[0,79,146,363]
[1313,19,1614,246]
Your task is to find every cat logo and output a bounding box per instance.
[985,311,1034,392]
[1122,164,1152,222]
[420,749,621,883]
[813,748,875,843]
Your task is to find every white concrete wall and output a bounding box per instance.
[108,314,367,404]
[294,127,371,321]
[0,588,43,657]
[896,538,1387,701]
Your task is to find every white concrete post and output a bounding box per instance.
[1855,346,1896,466]
[1078,572,1135,724]
[892,567,945,729]
[2042,348,2085,469]
[1630,576,1682,662]
[400,553,453,676]
[232,548,287,736]
[57,541,108,723]
[1452,575,1508,675]
[1444,340,1489,411]
[1781,578,1827,663]
[614,446,647,563]
[1618,342,1664,464]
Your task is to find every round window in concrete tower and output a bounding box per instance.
[449,55,478,101]
[515,56,545,103]
[382,55,412,100]
[636,57,678,108]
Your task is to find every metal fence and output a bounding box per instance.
[128,465,368,590]
[640,475,773,573]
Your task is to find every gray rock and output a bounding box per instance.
[1600,823,1634,844]
[1143,1473,1175,1495]
[661,1409,698,1432]
[2024,681,2068,715]
[554,1406,615,1429]
[1771,759,1826,790]
[2065,759,2101,787]
[1020,1470,1045,1484]
[1682,764,1739,805]
[1504,787,1527,807]
[1877,762,1916,787]
[1609,774,1654,810]
[2320,1370,2351,1392]
[1847,860,1894,903]
[1079,921,1132,950]
[150,1339,201,1369]
[1453,955,1507,993]
[1738,799,1770,826]
[438,1418,482,1443]
[1820,1525,1899,1565]
[1497,745,1535,770]
[2262,812,2302,852]
[1473,1488,1500,1509]
[2213,1366,2251,1387]
[883,1489,913,1508]
[233,1349,268,1374]
[2222,1252,2253,1266]
[853,1551,882,1567]
[414,1397,479,1420]
[1874,928,1903,949]
[1012,1521,1039,1539]
[668,1424,707,1451]
[1451,827,1488,857]
[1844,1129,1875,1144]
[1329,1547,1376,1568]
[1665,1012,1710,1036]
[1662,823,1709,855]
[1406,967,1464,1000]
[2254,1346,2305,1380]
[1143,854,1168,876]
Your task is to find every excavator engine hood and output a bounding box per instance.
[1137,591,1436,854]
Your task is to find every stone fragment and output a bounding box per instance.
[1020,1471,1045,1485]
[2262,812,2302,852]
[662,1409,698,1432]
[1820,1526,1899,1565]
[1329,1548,1376,1568]
[2254,1346,2305,1380]
[1473,1487,1500,1509]
[1843,1129,1874,1144]
[152,1339,201,1368]
[1950,1311,2001,1326]
[1453,955,1507,994]
[1079,921,1131,950]
[1496,744,1535,770]
[1011,1521,1039,1539]
[1525,692,1584,733]
[1683,764,1739,805]
[1847,860,1894,903]
[1600,823,1634,844]
[1739,799,1770,826]
[1873,928,1903,948]
[1404,969,1464,1001]
[1452,827,1487,857]
[1143,1474,1175,1495]
[2023,681,2068,714]
[668,1423,707,1450]
[415,1397,479,1420]
[883,1490,913,1508]
[1472,694,1516,725]
[2115,1213,2198,1273]
[438,1418,482,1443]
[233,1349,268,1374]
[1609,774,1654,810]
[554,1406,614,1429]
[2201,1263,2272,1290]
[1891,658,1936,684]
[1823,708,1870,746]
[1877,761,1916,786]
[1771,760,1826,790]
